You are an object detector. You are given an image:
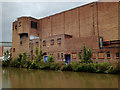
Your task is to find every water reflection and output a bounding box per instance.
[2,67,118,88]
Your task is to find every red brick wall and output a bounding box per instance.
[98,2,119,41]
[0,47,3,57]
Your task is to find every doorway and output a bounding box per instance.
[65,54,71,63]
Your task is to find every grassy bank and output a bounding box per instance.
[2,59,120,74]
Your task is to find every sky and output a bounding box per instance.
[0,0,98,42]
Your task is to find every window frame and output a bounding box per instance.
[107,51,110,58]
[51,39,54,45]
[116,53,120,57]
[57,38,61,44]
[58,53,60,59]
[43,40,46,46]
[31,21,37,29]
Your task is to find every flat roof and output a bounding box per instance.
[0,42,12,47]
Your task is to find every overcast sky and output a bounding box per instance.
[1,0,98,42]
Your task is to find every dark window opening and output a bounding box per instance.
[36,41,39,46]
[29,43,31,48]
[31,21,37,29]
[57,38,61,44]
[61,53,63,58]
[51,39,54,45]
[107,51,110,57]
[20,35,22,40]
[58,53,60,59]
[19,22,22,27]
[31,50,33,54]
[116,53,120,57]
[20,41,22,46]
[15,25,17,30]
[13,48,15,52]
[19,34,28,40]
[43,40,46,46]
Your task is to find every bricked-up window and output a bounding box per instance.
[107,51,110,57]
[57,38,61,44]
[51,39,54,45]
[116,53,120,57]
[98,52,104,59]
[31,21,37,29]
[13,48,15,52]
[15,25,17,30]
[19,22,22,27]
[43,40,46,46]
[72,53,77,59]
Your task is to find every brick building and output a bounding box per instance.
[0,42,12,59]
[12,2,120,63]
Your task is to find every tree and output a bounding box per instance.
[35,46,38,56]
[35,46,42,62]
[3,50,10,61]
[81,44,92,63]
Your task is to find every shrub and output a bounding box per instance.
[60,64,73,71]
[29,61,37,69]
[70,62,80,71]
[10,58,20,67]
[48,55,54,63]
[23,60,32,68]
[2,60,10,67]
[3,50,10,61]
[35,46,42,62]
[98,62,110,73]
[81,44,93,63]
[50,63,56,70]
[54,62,64,70]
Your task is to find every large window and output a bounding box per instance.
[31,21,37,29]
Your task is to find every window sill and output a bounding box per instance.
[116,57,120,59]
[107,57,111,59]
[92,57,96,59]
[98,58,104,59]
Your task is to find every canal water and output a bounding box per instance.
[2,67,119,88]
